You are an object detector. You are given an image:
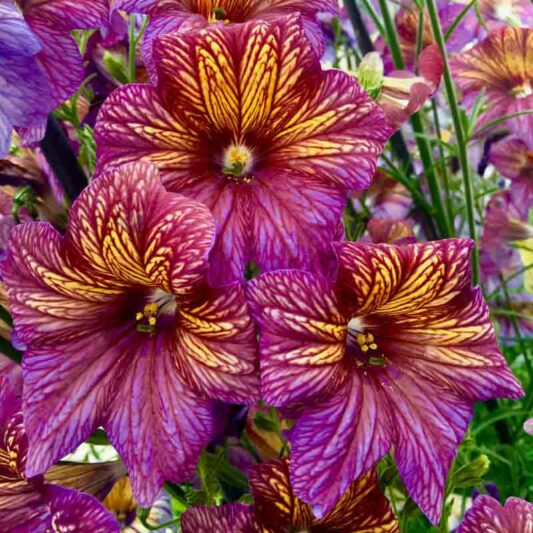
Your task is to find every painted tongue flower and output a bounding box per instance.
[181,458,399,532]
[3,161,259,507]
[451,27,533,146]
[0,375,120,532]
[458,495,533,532]
[115,0,338,78]
[247,239,524,524]
[95,17,390,283]
[489,136,533,193]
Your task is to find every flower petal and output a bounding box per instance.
[94,84,202,187]
[387,287,524,401]
[247,270,348,407]
[249,458,314,531]
[175,284,259,404]
[248,172,343,276]
[43,485,119,532]
[181,503,260,533]
[289,373,392,518]
[104,335,215,507]
[458,495,533,532]
[270,69,391,189]
[67,161,215,295]
[335,239,474,315]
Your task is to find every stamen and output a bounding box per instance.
[347,317,388,367]
[223,144,254,178]
[135,290,176,334]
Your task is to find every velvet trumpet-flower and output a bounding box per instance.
[116,0,338,78]
[0,374,120,532]
[247,239,524,525]
[3,161,259,507]
[95,16,391,283]
[181,458,399,532]
[458,495,533,532]
[451,27,533,145]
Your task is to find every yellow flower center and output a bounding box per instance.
[348,317,387,367]
[223,144,254,181]
[511,80,532,98]
[135,289,176,333]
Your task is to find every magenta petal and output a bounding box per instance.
[181,503,259,533]
[249,173,343,276]
[105,336,215,507]
[247,270,348,407]
[43,485,119,532]
[26,18,84,105]
[458,495,533,532]
[289,373,391,518]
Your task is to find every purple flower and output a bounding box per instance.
[247,239,524,524]
[3,161,259,507]
[95,17,391,283]
[451,28,533,146]
[0,0,53,156]
[181,459,399,532]
[0,374,119,532]
[458,495,533,532]
[116,0,338,79]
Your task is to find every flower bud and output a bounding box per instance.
[357,52,384,100]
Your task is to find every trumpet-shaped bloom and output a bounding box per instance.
[181,459,399,532]
[0,375,119,532]
[490,136,532,193]
[247,239,523,524]
[458,496,533,532]
[451,27,533,145]
[95,17,391,283]
[3,161,259,507]
[116,0,338,78]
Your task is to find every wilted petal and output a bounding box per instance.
[181,503,260,533]
[458,495,533,532]
[247,270,348,407]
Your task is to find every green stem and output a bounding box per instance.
[426,0,479,282]
[445,0,477,41]
[128,15,136,83]
[431,100,454,232]
[378,0,451,238]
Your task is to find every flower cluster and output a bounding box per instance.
[0,0,531,531]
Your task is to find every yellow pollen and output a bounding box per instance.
[223,144,253,177]
[369,343,378,350]
[361,345,369,352]
[366,333,374,343]
[136,302,160,333]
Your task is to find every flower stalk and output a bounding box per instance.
[425,0,480,284]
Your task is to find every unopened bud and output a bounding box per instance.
[452,455,490,488]
[357,52,384,100]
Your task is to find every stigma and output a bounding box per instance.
[347,317,387,367]
[135,289,176,334]
[222,144,254,181]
